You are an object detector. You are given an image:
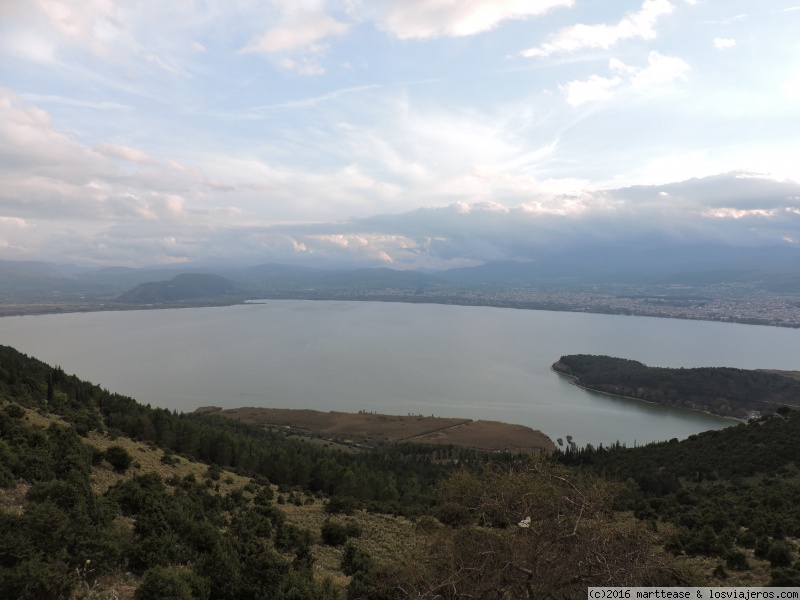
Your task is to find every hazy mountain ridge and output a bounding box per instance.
[116,273,243,304]
[0,245,799,319]
[1,241,799,289]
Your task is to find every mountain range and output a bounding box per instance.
[1,243,799,305]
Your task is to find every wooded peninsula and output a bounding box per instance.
[553,354,800,419]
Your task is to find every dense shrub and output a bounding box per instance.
[133,566,209,600]
[341,542,373,576]
[767,540,795,568]
[105,445,133,473]
[320,520,348,546]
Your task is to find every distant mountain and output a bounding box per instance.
[73,266,179,289]
[436,245,800,287]
[116,273,243,304]
[0,268,84,296]
[0,242,799,307]
[315,267,442,290]
[234,264,443,291]
[236,262,322,284]
[437,260,584,286]
[0,259,88,278]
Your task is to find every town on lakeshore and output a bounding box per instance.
[0,259,798,328]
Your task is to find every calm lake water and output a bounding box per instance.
[1,300,798,446]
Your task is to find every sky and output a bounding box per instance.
[1,0,799,269]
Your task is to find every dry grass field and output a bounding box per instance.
[197,406,555,453]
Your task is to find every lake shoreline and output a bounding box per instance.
[2,293,797,329]
[550,365,746,425]
[0,299,778,447]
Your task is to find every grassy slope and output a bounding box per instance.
[0,398,425,599]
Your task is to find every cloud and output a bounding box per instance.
[560,75,621,106]
[1,0,134,63]
[95,144,154,165]
[629,51,689,88]
[561,52,688,106]
[240,11,350,75]
[713,37,736,49]
[0,216,31,228]
[370,173,799,259]
[0,90,229,225]
[520,0,675,57]
[7,165,800,268]
[363,0,574,39]
[240,173,798,268]
[242,12,349,54]
[703,208,778,219]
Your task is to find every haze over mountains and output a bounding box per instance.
[1,239,799,306]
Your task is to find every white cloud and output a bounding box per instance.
[630,51,689,88]
[362,0,573,40]
[0,90,231,225]
[0,216,31,228]
[95,144,154,164]
[2,30,57,63]
[3,0,136,63]
[713,38,736,49]
[561,52,687,106]
[560,75,621,107]
[520,0,675,57]
[703,208,778,219]
[242,13,349,54]
[239,10,350,75]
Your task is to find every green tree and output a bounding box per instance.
[105,445,133,473]
[134,566,209,600]
[767,540,794,568]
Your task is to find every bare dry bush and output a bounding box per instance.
[373,459,691,599]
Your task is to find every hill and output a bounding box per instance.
[116,273,242,304]
[553,354,800,419]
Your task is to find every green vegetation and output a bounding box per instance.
[557,409,800,585]
[4,344,800,597]
[554,354,800,418]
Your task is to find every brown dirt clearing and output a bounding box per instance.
[196,406,555,453]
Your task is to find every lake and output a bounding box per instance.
[1,300,797,446]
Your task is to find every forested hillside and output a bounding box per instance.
[553,354,800,418]
[557,409,800,585]
[3,345,800,598]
